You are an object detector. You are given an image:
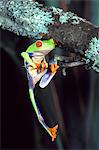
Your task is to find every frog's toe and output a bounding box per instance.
[48,124,58,142]
[50,64,59,74]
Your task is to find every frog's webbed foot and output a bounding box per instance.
[38,114,58,142]
[48,124,58,142]
[50,64,59,74]
[36,61,48,73]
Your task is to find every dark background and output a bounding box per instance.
[1,0,99,149]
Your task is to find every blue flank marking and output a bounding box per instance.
[28,52,34,57]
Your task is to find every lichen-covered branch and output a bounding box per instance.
[0,0,99,72]
[0,0,54,38]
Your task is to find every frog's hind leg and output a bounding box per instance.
[38,112,58,142]
[29,86,58,142]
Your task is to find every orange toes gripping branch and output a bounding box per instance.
[48,124,58,142]
[36,61,48,73]
[35,62,59,74]
[50,64,59,74]
[41,61,48,72]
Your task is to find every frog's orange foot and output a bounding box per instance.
[48,124,58,142]
[36,61,48,73]
[50,64,59,74]
[41,61,48,72]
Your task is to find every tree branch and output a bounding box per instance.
[0,0,99,71]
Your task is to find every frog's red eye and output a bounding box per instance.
[36,41,42,47]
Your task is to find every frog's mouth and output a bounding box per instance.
[38,50,52,56]
[32,52,45,62]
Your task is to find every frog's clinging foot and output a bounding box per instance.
[50,64,59,74]
[48,124,58,142]
[35,61,48,73]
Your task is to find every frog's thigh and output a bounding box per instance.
[28,66,37,77]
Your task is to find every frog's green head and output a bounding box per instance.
[26,38,55,55]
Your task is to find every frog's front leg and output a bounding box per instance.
[39,59,59,88]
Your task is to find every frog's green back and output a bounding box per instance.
[26,43,37,53]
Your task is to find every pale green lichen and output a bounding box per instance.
[0,0,54,38]
[59,12,74,23]
[51,6,63,15]
[51,7,84,25]
[59,11,83,25]
[84,37,99,72]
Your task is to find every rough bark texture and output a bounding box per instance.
[48,19,98,54]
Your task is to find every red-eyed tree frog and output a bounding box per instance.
[21,38,59,142]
